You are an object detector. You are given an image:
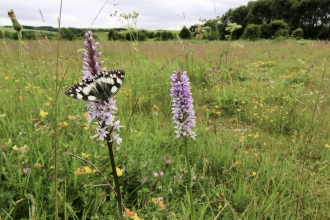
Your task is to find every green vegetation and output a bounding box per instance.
[1,35,330,219]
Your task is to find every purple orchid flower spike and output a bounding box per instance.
[170,67,196,140]
[81,31,122,145]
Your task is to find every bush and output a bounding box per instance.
[292,28,303,40]
[317,27,330,40]
[125,31,146,41]
[270,20,289,37]
[274,29,289,38]
[260,23,272,39]
[108,29,119,41]
[241,24,261,40]
[60,28,75,40]
[179,26,190,39]
[0,31,15,39]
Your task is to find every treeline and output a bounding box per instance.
[216,0,330,40]
[107,29,182,41]
[0,26,109,40]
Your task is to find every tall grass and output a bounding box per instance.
[0,37,329,219]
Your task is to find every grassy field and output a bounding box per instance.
[0,36,330,219]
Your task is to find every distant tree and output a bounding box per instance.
[108,29,119,40]
[60,28,75,40]
[317,27,330,40]
[147,31,155,39]
[179,26,190,39]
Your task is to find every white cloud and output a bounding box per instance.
[1,0,250,30]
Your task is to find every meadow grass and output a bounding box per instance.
[0,38,330,219]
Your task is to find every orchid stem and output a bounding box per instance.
[106,130,123,219]
[184,137,195,220]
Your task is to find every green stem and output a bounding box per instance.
[184,137,195,219]
[17,30,24,118]
[106,131,123,219]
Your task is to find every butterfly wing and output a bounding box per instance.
[64,69,125,102]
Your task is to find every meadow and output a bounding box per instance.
[0,36,330,219]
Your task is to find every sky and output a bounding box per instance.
[1,0,250,30]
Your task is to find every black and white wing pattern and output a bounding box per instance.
[64,69,125,102]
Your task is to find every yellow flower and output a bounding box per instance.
[125,208,135,217]
[4,76,9,80]
[40,110,48,117]
[233,160,241,167]
[325,144,330,149]
[48,97,53,101]
[19,96,23,101]
[68,115,76,120]
[152,105,159,111]
[35,162,44,168]
[82,153,90,158]
[45,102,51,106]
[83,112,89,119]
[158,201,166,209]
[83,166,94,174]
[59,121,68,127]
[151,198,158,204]
[252,171,257,176]
[116,167,123,177]
[74,168,82,176]
[239,136,246,142]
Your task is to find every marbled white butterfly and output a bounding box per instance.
[64,69,125,102]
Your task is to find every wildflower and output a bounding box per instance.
[252,171,257,176]
[40,110,48,117]
[88,101,122,145]
[170,67,196,139]
[13,144,27,153]
[158,201,166,209]
[163,158,171,164]
[8,9,22,32]
[125,209,141,219]
[152,105,159,117]
[325,144,330,149]
[80,31,122,145]
[74,168,82,176]
[68,115,76,120]
[82,31,104,79]
[1,144,5,151]
[83,166,95,174]
[22,168,30,175]
[59,121,68,127]
[153,105,159,111]
[152,197,166,210]
[125,208,135,217]
[35,163,43,168]
[116,167,123,177]
[82,153,90,158]
[83,112,89,119]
